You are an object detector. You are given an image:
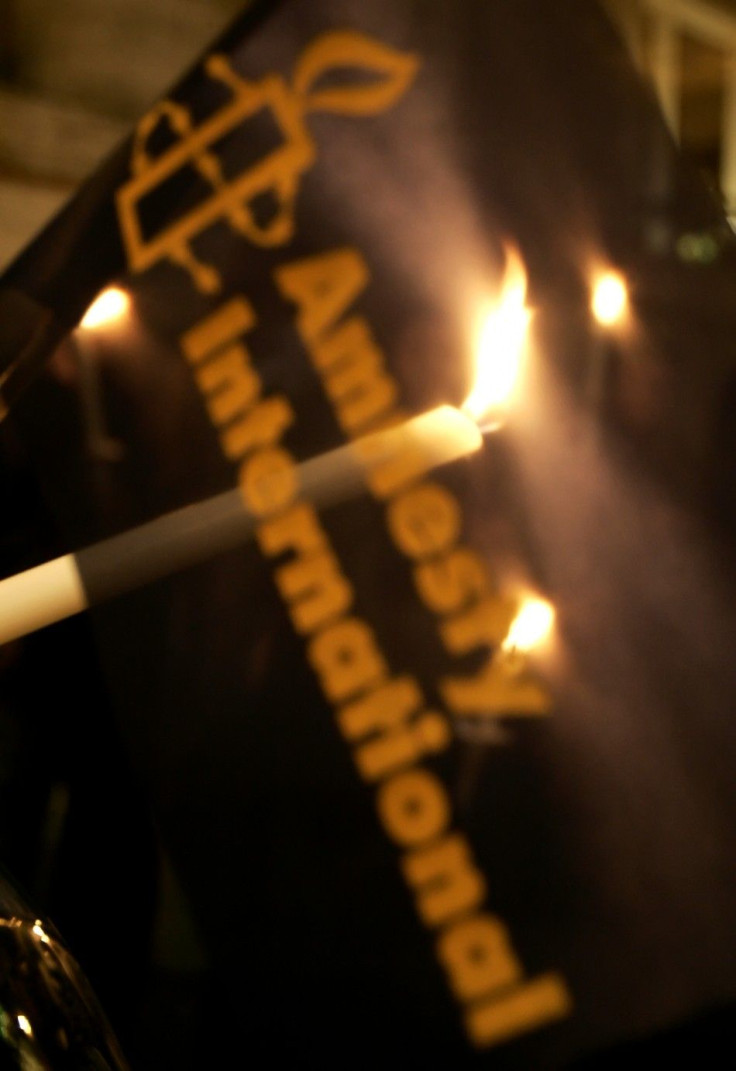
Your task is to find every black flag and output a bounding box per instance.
[1,0,736,1065]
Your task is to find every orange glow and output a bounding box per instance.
[501,596,555,653]
[463,245,531,428]
[80,286,130,330]
[591,271,627,327]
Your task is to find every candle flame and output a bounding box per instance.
[463,245,531,428]
[501,596,555,653]
[80,286,130,330]
[32,921,50,944]
[16,1014,33,1038]
[591,271,627,327]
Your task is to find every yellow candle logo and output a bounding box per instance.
[116,31,419,294]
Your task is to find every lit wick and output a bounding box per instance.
[501,597,555,656]
[0,252,531,646]
[79,287,131,330]
[75,286,130,461]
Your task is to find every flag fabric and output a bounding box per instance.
[2,0,736,1065]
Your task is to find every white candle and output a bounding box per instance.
[0,557,87,646]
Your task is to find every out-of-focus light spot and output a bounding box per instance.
[591,271,628,327]
[676,232,719,264]
[463,245,531,428]
[80,287,130,330]
[16,1015,32,1038]
[502,597,555,653]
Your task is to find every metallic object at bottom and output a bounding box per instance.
[0,876,128,1070]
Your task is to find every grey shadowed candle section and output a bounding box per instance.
[0,405,482,645]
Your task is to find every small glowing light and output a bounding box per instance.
[16,1015,33,1038]
[676,232,718,264]
[32,922,49,944]
[502,597,555,653]
[591,271,627,327]
[463,245,531,427]
[80,287,130,330]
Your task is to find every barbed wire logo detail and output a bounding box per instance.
[116,31,419,294]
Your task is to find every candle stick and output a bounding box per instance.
[0,405,481,646]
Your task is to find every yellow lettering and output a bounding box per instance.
[239,446,297,517]
[415,548,489,615]
[338,675,421,740]
[465,973,572,1048]
[180,282,568,1048]
[388,482,461,560]
[442,595,517,654]
[442,651,551,719]
[181,296,256,363]
[314,317,397,434]
[376,769,449,847]
[307,617,386,702]
[194,343,260,425]
[437,912,521,1007]
[403,834,486,927]
[180,279,569,1047]
[276,550,353,634]
[222,395,294,461]
[353,711,451,782]
[274,247,369,344]
[340,677,451,780]
[256,502,325,559]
